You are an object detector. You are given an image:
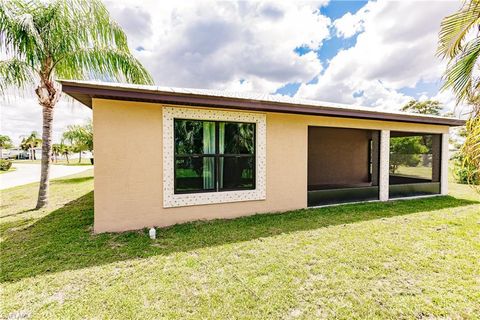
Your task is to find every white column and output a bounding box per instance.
[441,133,449,195]
[379,130,390,201]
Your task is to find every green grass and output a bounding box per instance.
[394,165,433,179]
[1,170,479,319]
[12,158,93,166]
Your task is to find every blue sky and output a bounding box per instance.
[1,0,461,144]
[276,1,367,96]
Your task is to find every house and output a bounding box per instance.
[61,80,465,233]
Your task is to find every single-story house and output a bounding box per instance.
[61,80,465,233]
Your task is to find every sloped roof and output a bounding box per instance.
[60,80,465,126]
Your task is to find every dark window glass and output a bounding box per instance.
[221,122,255,154]
[174,119,255,194]
[175,157,215,192]
[219,156,254,190]
[174,120,215,155]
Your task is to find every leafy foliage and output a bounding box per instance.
[62,121,93,163]
[452,152,480,185]
[401,99,443,116]
[19,131,42,160]
[459,109,480,188]
[0,0,154,89]
[0,159,12,171]
[0,134,13,149]
[0,0,153,207]
[437,0,480,104]
[389,137,429,174]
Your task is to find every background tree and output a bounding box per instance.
[20,131,42,160]
[51,143,61,163]
[400,100,441,166]
[62,122,93,163]
[438,0,480,190]
[401,99,443,116]
[390,136,429,174]
[0,0,153,209]
[60,143,72,164]
[0,134,13,158]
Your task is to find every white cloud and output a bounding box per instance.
[105,0,330,93]
[0,92,91,146]
[296,1,461,111]
[333,11,365,38]
[2,1,332,145]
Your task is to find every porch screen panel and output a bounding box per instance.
[389,132,441,198]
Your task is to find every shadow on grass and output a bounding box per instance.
[52,176,94,184]
[0,192,477,283]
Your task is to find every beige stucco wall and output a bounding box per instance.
[93,98,450,233]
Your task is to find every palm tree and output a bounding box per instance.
[0,0,153,208]
[438,0,480,189]
[59,142,72,164]
[52,143,61,163]
[438,0,480,104]
[20,131,42,160]
[63,122,93,163]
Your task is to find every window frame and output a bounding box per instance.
[173,118,256,195]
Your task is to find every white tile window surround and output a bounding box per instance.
[163,107,267,208]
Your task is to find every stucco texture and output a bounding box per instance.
[93,98,449,232]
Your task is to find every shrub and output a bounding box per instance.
[0,159,12,171]
[452,153,479,185]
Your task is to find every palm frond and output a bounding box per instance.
[461,115,480,189]
[55,47,153,84]
[40,0,128,60]
[0,0,44,65]
[0,58,35,93]
[441,37,480,103]
[1,0,153,91]
[437,0,480,59]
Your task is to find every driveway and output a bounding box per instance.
[0,163,93,190]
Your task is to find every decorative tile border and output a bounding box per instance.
[163,106,266,208]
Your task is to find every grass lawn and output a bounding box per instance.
[394,165,432,180]
[1,170,479,319]
[12,158,92,166]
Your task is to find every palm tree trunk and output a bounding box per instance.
[35,68,60,209]
[36,104,54,208]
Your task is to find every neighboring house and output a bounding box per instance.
[1,148,30,159]
[61,80,464,233]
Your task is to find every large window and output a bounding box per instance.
[174,119,255,194]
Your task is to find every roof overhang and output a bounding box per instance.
[60,80,466,127]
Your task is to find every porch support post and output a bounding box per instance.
[441,133,449,195]
[379,130,390,201]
